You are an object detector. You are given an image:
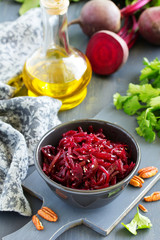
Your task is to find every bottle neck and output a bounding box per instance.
[41,0,70,55]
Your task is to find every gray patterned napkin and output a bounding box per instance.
[0,8,42,94]
[0,9,62,216]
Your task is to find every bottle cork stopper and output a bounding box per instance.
[41,0,69,15]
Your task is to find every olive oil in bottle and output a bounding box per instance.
[22,0,92,111]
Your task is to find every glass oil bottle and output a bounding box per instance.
[22,0,92,111]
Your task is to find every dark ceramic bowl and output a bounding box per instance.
[34,119,141,209]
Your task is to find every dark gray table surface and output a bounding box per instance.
[0,1,160,240]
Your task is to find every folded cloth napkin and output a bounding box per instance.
[0,8,42,95]
[0,9,62,216]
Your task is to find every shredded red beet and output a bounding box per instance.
[41,126,135,190]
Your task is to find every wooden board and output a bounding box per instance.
[3,104,160,240]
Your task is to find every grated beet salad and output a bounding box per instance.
[41,126,135,190]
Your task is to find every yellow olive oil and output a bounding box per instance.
[22,47,92,111]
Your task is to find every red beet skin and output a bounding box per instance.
[86,30,129,75]
[68,0,121,37]
[80,0,121,36]
[138,7,160,45]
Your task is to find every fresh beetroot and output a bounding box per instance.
[138,7,160,45]
[68,0,151,38]
[85,15,139,75]
[86,30,129,75]
[68,0,121,37]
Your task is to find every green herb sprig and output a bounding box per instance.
[121,207,152,235]
[14,0,160,15]
[113,57,160,143]
[14,0,82,15]
[125,0,160,7]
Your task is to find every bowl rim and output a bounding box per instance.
[34,118,141,195]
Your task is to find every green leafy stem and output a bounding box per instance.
[113,57,160,143]
[122,207,152,235]
[14,0,160,15]
[14,0,82,15]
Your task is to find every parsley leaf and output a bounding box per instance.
[19,0,39,15]
[113,57,160,142]
[127,83,160,103]
[123,96,143,115]
[121,207,152,235]
[125,0,160,8]
[149,96,160,109]
[113,93,130,110]
[155,119,160,131]
[113,93,143,115]
[14,0,82,15]
[136,109,156,142]
[140,58,160,86]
